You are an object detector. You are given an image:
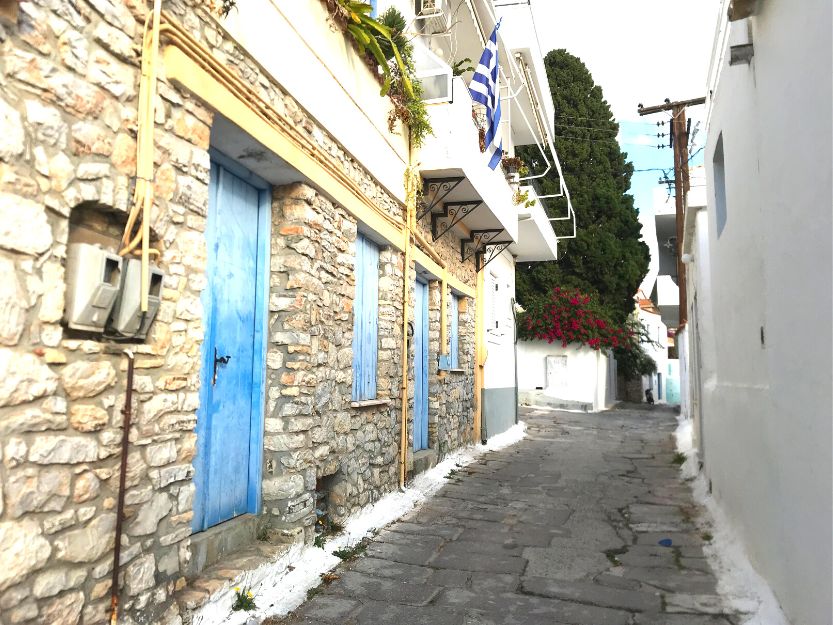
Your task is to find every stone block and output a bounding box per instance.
[0,348,59,407]
[125,553,156,596]
[40,590,84,625]
[32,567,87,599]
[0,256,27,346]
[0,407,66,435]
[55,514,115,563]
[24,100,68,147]
[0,97,24,161]
[61,360,116,399]
[263,474,305,501]
[0,193,52,256]
[69,404,109,432]
[28,435,99,464]
[6,467,71,517]
[0,519,51,590]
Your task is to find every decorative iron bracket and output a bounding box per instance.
[418,177,464,221]
[461,229,505,262]
[476,241,513,272]
[432,200,482,242]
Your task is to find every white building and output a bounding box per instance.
[517,341,617,413]
[635,295,669,403]
[682,1,832,624]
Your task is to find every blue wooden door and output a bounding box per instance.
[413,280,429,451]
[193,158,268,532]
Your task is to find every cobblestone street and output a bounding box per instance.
[279,405,742,625]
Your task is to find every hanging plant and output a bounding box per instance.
[377,7,432,147]
[319,2,432,147]
[512,188,535,208]
[452,57,474,77]
[501,155,525,174]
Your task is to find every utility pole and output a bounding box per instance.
[637,97,705,329]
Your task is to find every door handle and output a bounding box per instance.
[213,348,231,386]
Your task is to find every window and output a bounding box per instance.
[713,133,727,238]
[352,234,379,401]
[449,294,460,368]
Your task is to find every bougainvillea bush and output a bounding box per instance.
[519,287,657,377]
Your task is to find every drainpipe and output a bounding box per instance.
[120,0,162,308]
[400,151,418,488]
[474,269,485,443]
[110,350,135,625]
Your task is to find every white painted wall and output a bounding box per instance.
[517,341,614,412]
[217,0,411,201]
[483,251,515,391]
[637,307,669,403]
[697,2,833,624]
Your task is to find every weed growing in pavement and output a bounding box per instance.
[604,546,628,566]
[672,452,687,466]
[231,586,256,611]
[333,539,369,561]
[701,531,713,542]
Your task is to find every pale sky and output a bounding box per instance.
[526,0,721,296]
[529,0,721,122]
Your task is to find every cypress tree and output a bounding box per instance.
[517,49,649,324]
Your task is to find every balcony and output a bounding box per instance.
[509,185,559,262]
[418,77,518,246]
[655,274,680,328]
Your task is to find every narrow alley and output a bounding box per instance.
[278,405,739,625]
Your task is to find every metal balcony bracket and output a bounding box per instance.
[418,176,465,221]
[432,200,482,242]
[476,241,513,272]
[461,229,505,263]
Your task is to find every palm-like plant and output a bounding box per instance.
[339,1,413,98]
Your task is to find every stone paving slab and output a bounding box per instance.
[276,405,741,625]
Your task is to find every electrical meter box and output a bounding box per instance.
[108,258,164,340]
[64,243,123,332]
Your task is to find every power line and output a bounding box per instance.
[552,134,669,149]
[555,113,658,127]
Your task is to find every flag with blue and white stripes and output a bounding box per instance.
[469,20,503,170]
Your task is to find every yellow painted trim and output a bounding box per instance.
[440,278,447,357]
[473,268,484,442]
[162,45,405,251]
[411,248,474,298]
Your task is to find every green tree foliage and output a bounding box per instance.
[517,49,649,325]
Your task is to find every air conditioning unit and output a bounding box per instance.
[415,0,443,20]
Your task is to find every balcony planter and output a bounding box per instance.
[501,156,525,188]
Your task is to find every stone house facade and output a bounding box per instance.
[0,0,485,623]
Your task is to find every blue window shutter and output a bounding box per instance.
[352,235,379,401]
[450,294,459,369]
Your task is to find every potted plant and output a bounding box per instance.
[501,155,525,186]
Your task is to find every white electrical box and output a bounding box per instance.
[108,258,164,340]
[64,243,123,332]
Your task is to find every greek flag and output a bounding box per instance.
[469,20,503,170]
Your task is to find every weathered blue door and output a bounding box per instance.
[193,156,269,532]
[413,280,429,451]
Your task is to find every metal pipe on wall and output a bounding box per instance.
[109,350,135,625]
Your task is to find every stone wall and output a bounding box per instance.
[0,0,478,623]
[0,0,214,620]
[263,183,402,538]
[263,183,476,539]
